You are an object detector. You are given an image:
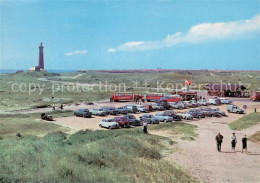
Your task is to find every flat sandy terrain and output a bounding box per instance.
[43,98,260,183]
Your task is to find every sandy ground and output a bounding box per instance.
[44,99,260,183]
[157,102,260,183]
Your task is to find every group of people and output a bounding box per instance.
[52,103,64,111]
[215,132,248,153]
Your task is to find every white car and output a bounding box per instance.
[177,112,194,120]
[99,119,120,129]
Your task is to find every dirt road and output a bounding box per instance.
[165,104,260,183]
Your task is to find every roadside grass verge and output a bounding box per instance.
[248,131,260,145]
[229,112,260,130]
[0,129,198,182]
[0,111,72,138]
[149,122,198,141]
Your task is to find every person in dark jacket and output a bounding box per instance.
[241,135,247,154]
[215,132,223,152]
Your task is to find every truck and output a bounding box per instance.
[250,91,260,101]
[226,105,244,114]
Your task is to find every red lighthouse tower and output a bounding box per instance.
[38,42,44,70]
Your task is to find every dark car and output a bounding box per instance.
[139,114,160,124]
[123,114,142,126]
[113,117,131,128]
[74,108,92,118]
[124,105,138,113]
[102,106,119,115]
[151,103,165,111]
[161,110,182,121]
[199,107,221,117]
[155,101,172,110]
[116,106,129,114]
[187,109,205,118]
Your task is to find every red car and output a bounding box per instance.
[113,117,131,128]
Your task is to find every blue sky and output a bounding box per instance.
[1,0,260,70]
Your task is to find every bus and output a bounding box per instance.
[110,92,143,102]
[144,93,164,102]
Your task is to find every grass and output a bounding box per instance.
[1,70,259,112]
[229,112,260,130]
[150,122,198,141]
[0,128,199,182]
[248,131,260,145]
[0,111,73,138]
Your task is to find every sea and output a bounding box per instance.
[0,69,76,74]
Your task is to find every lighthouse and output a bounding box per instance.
[38,42,44,70]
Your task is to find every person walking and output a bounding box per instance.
[230,133,237,152]
[52,103,55,111]
[215,132,223,152]
[241,135,248,154]
[60,103,64,111]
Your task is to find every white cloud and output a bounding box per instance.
[108,14,260,52]
[107,48,116,52]
[64,50,88,56]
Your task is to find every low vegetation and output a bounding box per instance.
[0,111,72,138]
[229,112,260,130]
[150,122,198,141]
[249,131,260,145]
[0,128,198,182]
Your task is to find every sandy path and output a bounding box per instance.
[165,105,260,183]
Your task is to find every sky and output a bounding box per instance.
[0,0,260,70]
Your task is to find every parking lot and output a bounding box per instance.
[46,98,259,131]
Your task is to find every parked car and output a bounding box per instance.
[123,114,142,126]
[155,113,174,122]
[113,117,131,128]
[199,107,221,117]
[41,113,53,121]
[151,103,165,111]
[139,114,160,124]
[90,108,107,116]
[187,109,205,118]
[99,119,119,129]
[155,101,172,110]
[142,104,153,111]
[135,105,149,113]
[74,108,92,118]
[160,110,182,121]
[124,105,138,113]
[219,98,233,104]
[183,101,197,108]
[102,106,120,115]
[168,102,185,109]
[206,98,220,105]
[210,107,226,116]
[116,106,129,114]
[176,112,193,120]
[226,105,244,114]
[190,100,201,107]
[197,99,209,106]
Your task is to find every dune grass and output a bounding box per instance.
[0,129,198,182]
[248,131,260,145]
[229,112,260,130]
[150,122,198,140]
[0,111,72,138]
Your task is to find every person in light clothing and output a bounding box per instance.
[143,121,148,134]
[230,133,237,152]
